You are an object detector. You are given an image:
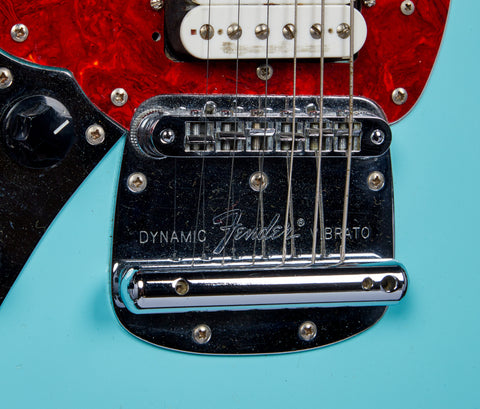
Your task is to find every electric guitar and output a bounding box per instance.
[2,0,476,406]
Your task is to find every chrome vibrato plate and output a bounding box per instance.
[111,94,407,354]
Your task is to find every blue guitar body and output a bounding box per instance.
[0,1,478,407]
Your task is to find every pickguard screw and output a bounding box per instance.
[392,88,408,105]
[401,0,415,15]
[362,277,374,291]
[299,321,317,341]
[255,23,269,40]
[11,24,29,42]
[336,23,351,39]
[150,0,164,11]
[127,172,147,193]
[370,129,385,145]
[111,88,128,107]
[367,171,385,191]
[200,24,214,40]
[174,278,189,296]
[193,324,212,344]
[310,23,322,39]
[159,128,175,144]
[282,24,296,40]
[363,0,376,7]
[227,23,242,40]
[249,171,269,192]
[85,124,105,145]
[0,68,13,89]
[256,64,273,81]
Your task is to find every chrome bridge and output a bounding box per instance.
[112,94,407,354]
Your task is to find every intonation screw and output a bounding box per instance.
[111,88,128,107]
[127,172,147,193]
[204,100,217,114]
[370,129,385,145]
[193,324,212,344]
[363,0,376,7]
[227,23,242,40]
[362,277,374,291]
[85,124,105,145]
[336,23,351,39]
[381,275,399,293]
[255,23,269,40]
[174,278,189,296]
[310,23,322,39]
[282,24,296,40]
[367,171,385,191]
[150,0,164,11]
[256,64,273,81]
[11,24,29,42]
[401,0,415,15]
[0,68,13,89]
[392,88,408,105]
[249,171,269,192]
[200,24,214,40]
[299,321,317,341]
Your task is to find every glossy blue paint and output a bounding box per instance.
[0,0,479,407]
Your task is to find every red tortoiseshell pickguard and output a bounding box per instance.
[0,0,449,128]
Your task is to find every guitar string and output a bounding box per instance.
[311,0,327,264]
[192,0,213,265]
[252,0,271,263]
[222,0,242,263]
[339,0,356,262]
[281,0,299,263]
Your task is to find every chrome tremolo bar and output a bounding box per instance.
[120,262,406,312]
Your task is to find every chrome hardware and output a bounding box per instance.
[127,172,147,193]
[111,88,128,107]
[85,124,106,145]
[0,67,13,89]
[392,88,408,105]
[401,0,415,15]
[299,322,317,341]
[10,24,29,42]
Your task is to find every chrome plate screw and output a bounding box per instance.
[174,278,189,296]
[256,64,273,81]
[368,171,385,191]
[336,23,351,39]
[0,68,13,89]
[310,23,322,39]
[363,0,376,7]
[227,23,242,40]
[200,24,214,40]
[299,321,317,341]
[370,129,385,145]
[127,172,147,193]
[150,0,164,11]
[401,0,415,15]
[282,24,296,40]
[193,324,212,344]
[11,24,29,42]
[111,88,128,107]
[255,23,269,40]
[249,171,269,192]
[392,87,408,105]
[85,124,105,145]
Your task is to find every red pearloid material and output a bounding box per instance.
[0,0,449,128]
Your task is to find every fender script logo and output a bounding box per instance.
[212,209,299,255]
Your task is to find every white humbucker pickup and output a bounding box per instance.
[180,1,367,60]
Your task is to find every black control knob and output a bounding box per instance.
[2,96,75,168]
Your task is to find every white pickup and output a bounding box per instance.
[179,1,367,60]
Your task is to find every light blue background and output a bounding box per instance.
[1,1,478,407]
